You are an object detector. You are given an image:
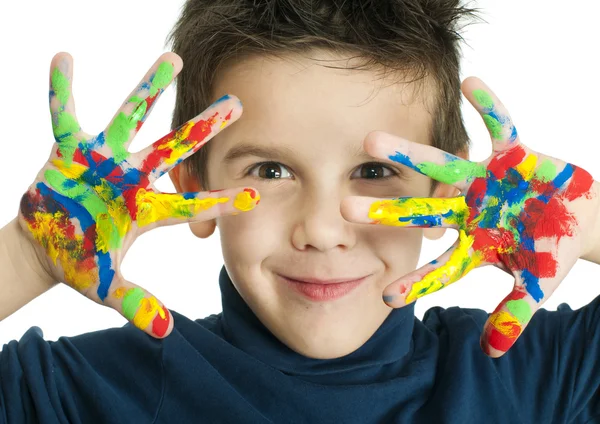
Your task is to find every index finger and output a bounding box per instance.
[364,131,486,191]
[133,94,243,180]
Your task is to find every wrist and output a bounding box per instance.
[2,217,57,289]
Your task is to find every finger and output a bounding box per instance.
[341,195,469,229]
[49,52,88,166]
[479,285,539,358]
[134,94,243,180]
[103,277,174,339]
[100,52,183,163]
[462,77,521,152]
[382,230,481,308]
[364,131,486,191]
[134,187,260,228]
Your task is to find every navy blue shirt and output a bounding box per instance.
[1,266,599,423]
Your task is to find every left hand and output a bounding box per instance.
[342,77,600,358]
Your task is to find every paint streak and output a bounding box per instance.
[20,63,250,337]
[388,151,486,186]
[135,189,230,227]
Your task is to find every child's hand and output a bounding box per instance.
[342,77,600,358]
[18,52,260,339]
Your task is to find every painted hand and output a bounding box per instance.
[342,77,599,358]
[18,52,260,339]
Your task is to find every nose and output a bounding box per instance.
[291,188,357,252]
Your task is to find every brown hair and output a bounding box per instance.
[166,0,479,191]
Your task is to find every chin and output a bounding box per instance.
[270,310,379,359]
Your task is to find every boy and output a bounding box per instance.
[1,1,600,423]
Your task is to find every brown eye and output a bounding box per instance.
[353,163,395,179]
[249,162,292,180]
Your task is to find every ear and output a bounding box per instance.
[423,148,469,241]
[169,165,217,239]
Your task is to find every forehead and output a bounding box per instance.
[210,50,434,154]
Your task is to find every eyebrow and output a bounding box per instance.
[223,141,379,163]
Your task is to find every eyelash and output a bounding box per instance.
[245,161,401,181]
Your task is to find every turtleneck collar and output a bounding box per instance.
[218,266,417,385]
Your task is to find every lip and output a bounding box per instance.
[277,274,369,301]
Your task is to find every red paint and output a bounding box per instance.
[563,166,594,201]
[152,307,171,338]
[243,188,259,204]
[487,145,526,180]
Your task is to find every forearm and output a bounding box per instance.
[0,218,57,321]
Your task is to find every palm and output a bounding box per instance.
[18,53,258,338]
[343,77,598,357]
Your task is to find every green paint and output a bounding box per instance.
[130,98,148,124]
[45,169,120,248]
[473,89,494,110]
[483,115,503,139]
[148,61,174,97]
[418,160,486,186]
[103,62,174,162]
[533,159,557,182]
[52,112,80,166]
[121,287,145,320]
[105,112,136,163]
[51,68,70,106]
[506,298,532,324]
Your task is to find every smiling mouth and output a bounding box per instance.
[276,274,370,301]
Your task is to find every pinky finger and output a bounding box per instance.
[106,278,174,339]
[480,286,538,358]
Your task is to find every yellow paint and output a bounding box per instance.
[156,117,216,165]
[53,159,132,251]
[135,188,230,227]
[405,230,482,303]
[515,153,538,181]
[24,211,96,291]
[489,309,522,337]
[233,190,260,211]
[368,197,468,227]
[51,159,87,179]
[133,296,162,330]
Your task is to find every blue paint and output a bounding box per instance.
[388,151,420,173]
[97,251,115,301]
[36,183,95,231]
[552,164,574,190]
[521,269,543,302]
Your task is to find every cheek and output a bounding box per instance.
[217,197,288,265]
[364,226,423,275]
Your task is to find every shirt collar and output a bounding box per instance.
[219,266,416,384]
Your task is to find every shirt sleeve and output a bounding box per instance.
[0,323,164,423]
[555,293,600,423]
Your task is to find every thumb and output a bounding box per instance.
[104,277,174,339]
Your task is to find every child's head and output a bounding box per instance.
[168,0,476,359]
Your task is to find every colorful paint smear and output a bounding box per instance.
[368,87,594,355]
[21,60,258,337]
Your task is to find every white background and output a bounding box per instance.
[1,1,599,343]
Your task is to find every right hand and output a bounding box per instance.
[17,52,260,339]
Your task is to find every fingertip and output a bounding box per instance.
[157,52,183,78]
[150,306,173,339]
[340,196,377,224]
[382,281,409,308]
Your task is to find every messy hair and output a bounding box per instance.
[167,0,479,191]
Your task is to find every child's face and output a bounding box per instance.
[177,51,440,359]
